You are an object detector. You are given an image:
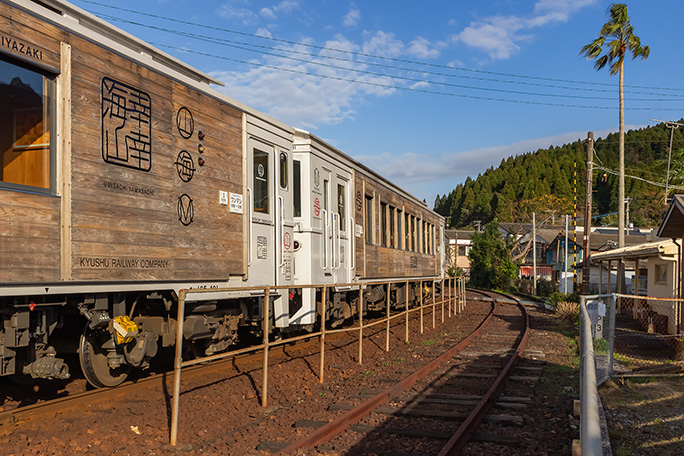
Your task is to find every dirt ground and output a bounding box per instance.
[600,376,684,456]
[0,300,581,455]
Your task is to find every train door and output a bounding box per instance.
[333,175,353,285]
[316,164,353,285]
[246,137,294,327]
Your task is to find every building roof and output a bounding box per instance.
[445,229,475,240]
[657,194,684,239]
[591,239,680,261]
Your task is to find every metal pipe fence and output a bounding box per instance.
[169,276,465,445]
[579,295,607,456]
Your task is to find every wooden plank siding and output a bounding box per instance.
[0,2,246,284]
[354,171,441,280]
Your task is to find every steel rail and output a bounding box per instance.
[437,292,530,456]
[275,289,495,455]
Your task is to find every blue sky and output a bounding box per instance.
[71,0,684,204]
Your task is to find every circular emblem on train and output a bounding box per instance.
[174,150,195,182]
[176,107,194,139]
[257,163,265,178]
[313,168,320,188]
[177,194,194,226]
[355,191,362,211]
[283,232,292,251]
[313,197,321,217]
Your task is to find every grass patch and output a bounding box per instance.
[420,339,437,346]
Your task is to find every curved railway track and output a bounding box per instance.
[270,289,533,455]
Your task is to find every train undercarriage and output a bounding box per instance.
[0,281,434,388]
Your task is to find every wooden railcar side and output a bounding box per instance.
[1,1,246,285]
[354,170,442,280]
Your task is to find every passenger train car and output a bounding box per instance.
[0,0,445,387]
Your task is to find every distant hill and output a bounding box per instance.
[434,122,684,229]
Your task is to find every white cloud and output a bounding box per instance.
[361,31,404,57]
[256,27,273,38]
[343,6,361,27]
[261,0,299,19]
[453,0,598,60]
[406,37,442,59]
[356,126,636,193]
[210,36,396,128]
[217,1,258,26]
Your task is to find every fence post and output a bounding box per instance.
[420,280,424,334]
[358,284,364,365]
[320,286,327,383]
[262,287,270,406]
[170,289,187,446]
[432,280,436,329]
[608,294,617,379]
[405,281,409,343]
[439,279,444,323]
[447,279,451,318]
[386,282,391,352]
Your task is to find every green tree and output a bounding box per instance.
[468,220,517,291]
[580,3,649,247]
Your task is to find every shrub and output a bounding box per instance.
[555,301,579,323]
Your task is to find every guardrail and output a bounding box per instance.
[169,276,465,445]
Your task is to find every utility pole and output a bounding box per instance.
[651,119,683,205]
[583,132,593,295]
[533,212,537,295]
[564,215,569,293]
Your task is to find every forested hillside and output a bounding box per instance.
[434,122,684,229]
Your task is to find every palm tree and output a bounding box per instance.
[580,3,649,248]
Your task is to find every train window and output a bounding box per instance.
[389,206,395,248]
[279,152,288,189]
[380,202,387,247]
[253,149,269,213]
[293,160,301,217]
[417,219,422,253]
[337,183,346,231]
[397,209,402,249]
[0,57,55,193]
[365,195,373,245]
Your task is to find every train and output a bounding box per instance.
[0,0,446,388]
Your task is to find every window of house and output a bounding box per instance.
[1,56,55,193]
[405,213,410,250]
[365,194,373,245]
[655,264,668,284]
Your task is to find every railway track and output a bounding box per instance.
[264,290,535,455]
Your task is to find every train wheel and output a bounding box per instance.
[78,326,130,388]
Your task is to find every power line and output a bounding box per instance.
[90,14,684,99]
[98,15,680,104]
[151,41,683,111]
[74,0,684,94]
